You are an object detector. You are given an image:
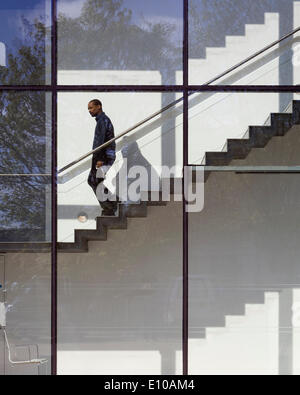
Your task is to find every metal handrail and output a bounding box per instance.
[58,25,300,175]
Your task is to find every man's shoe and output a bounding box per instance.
[101,210,116,216]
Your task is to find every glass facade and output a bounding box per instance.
[1,0,300,375]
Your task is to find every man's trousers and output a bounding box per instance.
[87,165,118,213]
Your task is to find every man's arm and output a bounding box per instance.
[104,118,116,166]
[93,118,107,168]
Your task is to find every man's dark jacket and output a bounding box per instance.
[92,111,116,168]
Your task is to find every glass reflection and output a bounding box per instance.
[189,0,298,86]
[0,91,51,242]
[0,0,51,85]
[57,0,183,85]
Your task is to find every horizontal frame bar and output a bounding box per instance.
[189,86,300,92]
[0,85,183,91]
[190,166,300,173]
[1,85,300,92]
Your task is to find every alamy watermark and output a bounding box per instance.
[95,159,205,213]
[292,44,300,68]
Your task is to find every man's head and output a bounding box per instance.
[88,99,102,117]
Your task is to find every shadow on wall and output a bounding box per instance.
[116,137,160,201]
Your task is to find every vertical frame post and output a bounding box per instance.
[51,0,58,376]
[183,0,189,375]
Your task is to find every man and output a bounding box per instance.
[87,99,118,216]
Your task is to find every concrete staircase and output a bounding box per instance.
[203,100,300,170]
[1,100,300,253]
[0,198,167,253]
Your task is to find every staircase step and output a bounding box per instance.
[248,125,276,147]
[75,229,107,243]
[227,139,252,158]
[119,202,148,218]
[269,113,293,136]
[57,241,88,253]
[205,152,232,166]
[97,215,128,230]
[292,100,300,124]
[146,200,168,207]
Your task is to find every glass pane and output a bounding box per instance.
[189,0,299,86]
[57,91,183,374]
[0,0,51,85]
[0,91,51,242]
[58,91,183,242]
[189,170,300,375]
[0,253,51,375]
[57,0,183,85]
[188,91,300,375]
[188,91,300,166]
[0,90,52,375]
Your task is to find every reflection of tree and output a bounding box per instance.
[58,0,181,79]
[0,18,46,85]
[0,20,49,234]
